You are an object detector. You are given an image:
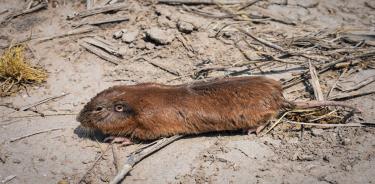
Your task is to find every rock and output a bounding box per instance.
[297,154,315,161]
[269,0,287,5]
[50,155,58,161]
[177,21,195,34]
[135,39,146,49]
[223,31,232,38]
[145,27,175,45]
[323,155,330,162]
[38,158,45,162]
[113,29,126,39]
[113,31,123,39]
[296,0,319,8]
[145,42,155,50]
[121,30,139,43]
[118,46,127,56]
[311,128,324,137]
[342,138,351,145]
[12,159,21,164]
[344,165,352,171]
[178,14,207,30]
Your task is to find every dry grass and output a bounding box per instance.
[0,45,47,96]
[285,108,343,124]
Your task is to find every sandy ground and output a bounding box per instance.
[0,0,374,183]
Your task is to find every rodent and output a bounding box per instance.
[77,76,291,140]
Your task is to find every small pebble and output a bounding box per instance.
[342,138,351,145]
[311,128,324,137]
[177,21,195,34]
[121,30,139,43]
[145,27,175,45]
[12,159,21,164]
[345,165,352,171]
[113,29,127,39]
[38,158,45,162]
[297,154,314,161]
[135,40,147,49]
[118,46,127,56]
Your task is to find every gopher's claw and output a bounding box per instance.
[104,136,133,146]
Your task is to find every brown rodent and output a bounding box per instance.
[77,76,293,140]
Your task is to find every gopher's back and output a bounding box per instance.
[132,76,286,139]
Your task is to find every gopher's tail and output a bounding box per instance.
[281,99,296,110]
[284,100,361,113]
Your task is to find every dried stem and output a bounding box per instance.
[110,135,183,184]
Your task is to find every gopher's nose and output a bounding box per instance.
[76,112,81,121]
[76,111,85,123]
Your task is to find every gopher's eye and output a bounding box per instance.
[95,106,103,111]
[114,105,123,112]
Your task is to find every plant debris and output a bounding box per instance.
[0,46,47,96]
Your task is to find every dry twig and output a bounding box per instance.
[328,90,375,101]
[37,27,96,43]
[237,27,286,52]
[337,75,375,92]
[0,9,9,15]
[100,0,119,6]
[112,145,120,173]
[308,62,324,101]
[158,0,243,5]
[282,51,375,89]
[14,113,76,118]
[319,51,375,73]
[69,3,129,19]
[78,144,112,184]
[19,93,69,111]
[139,57,180,76]
[73,17,129,28]
[309,110,338,122]
[148,61,181,76]
[262,111,289,135]
[327,69,347,98]
[1,175,16,184]
[293,100,361,113]
[284,120,366,127]
[79,42,121,65]
[365,1,375,9]
[1,1,47,25]
[10,128,65,142]
[237,0,263,10]
[81,37,122,57]
[110,135,183,184]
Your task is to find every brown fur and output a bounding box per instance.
[77,76,287,140]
